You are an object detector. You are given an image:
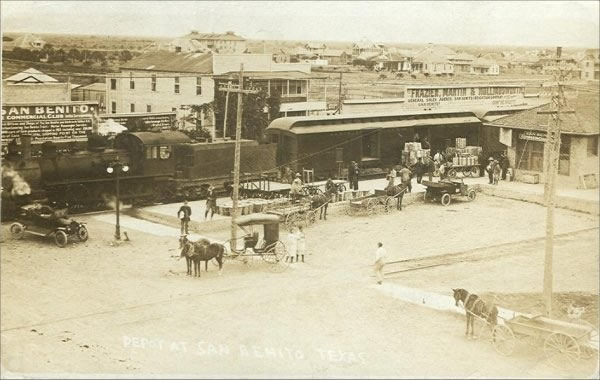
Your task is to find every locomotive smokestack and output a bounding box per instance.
[21,135,32,160]
[556,46,562,59]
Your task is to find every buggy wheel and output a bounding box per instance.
[448,168,457,178]
[467,189,477,201]
[462,168,472,177]
[366,198,378,215]
[423,191,431,202]
[544,332,581,369]
[344,201,354,216]
[441,193,451,206]
[54,230,68,248]
[285,212,297,229]
[470,166,480,177]
[77,225,89,242]
[305,210,317,225]
[384,197,394,213]
[264,241,289,273]
[10,223,25,240]
[491,325,516,356]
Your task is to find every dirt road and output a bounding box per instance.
[1,195,598,378]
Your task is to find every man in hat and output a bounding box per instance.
[290,173,303,202]
[352,161,360,190]
[205,185,217,220]
[485,157,495,184]
[178,200,192,234]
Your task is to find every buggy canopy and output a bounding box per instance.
[235,213,280,226]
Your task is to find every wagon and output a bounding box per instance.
[224,213,289,273]
[344,192,388,216]
[9,203,89,248]
[264,197,317,229]
[422,178,476,206]
[491,314,597,369]
[443,164,481,178]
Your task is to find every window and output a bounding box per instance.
[111,101,116,114]
[558,135,570,176]
[145,146,159,159]
[172,107,177,112]
[588,136,598,157]
[174,77,180,94]
[130,103,135,112]
[147,105,152,112]
[196,77,202,95]
[110,79,117,90]
[516,139,544,172]
[151,74,156,91]
[129,72,135,89]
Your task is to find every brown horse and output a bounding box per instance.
[452,288,498,339]
[385,183,408,210]
[311,190,334,220]
[179,235,225,277]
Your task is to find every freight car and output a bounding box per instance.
[1,131,278,219]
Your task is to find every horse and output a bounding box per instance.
[179,235,225,277]
[492,161,501,185]
[384,183,408,210]
[452,288,498,339]
[310,190,334,220]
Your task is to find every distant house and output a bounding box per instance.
[580,49,600,81]
[412,50,453,75]
[2,68,71,102]
[352,40,383,57]
[164,37,209,54]
[2,33,46,51]
[448,52,476,73]
[538,47,580,78]
[470,57,500,75]
[319,49,349,65]
[305,42,326,55]
[248,44,291,63]
[373,52,412,72]
[182,31,246,53]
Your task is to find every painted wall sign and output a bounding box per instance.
[518,130,547,142]
[1,102,98,145]
[99,112,176,132]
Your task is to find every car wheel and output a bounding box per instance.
[54,230,68,248]
[10,223,25,240]
[77,225,89,242]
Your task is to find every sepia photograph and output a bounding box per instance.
[1,1,599,378]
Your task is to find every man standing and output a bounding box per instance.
[387,166,397,187]
[413,157,425,184]
[353,161,360,190]
[486,157,495,184]
[178,200,192,235]
[290,173,303,202]
[399,164,412,193]
[374,242,386,285]
[478,151,486,178]
[205,185,217,220]
[500,153,509,181]
[347,161,355,190]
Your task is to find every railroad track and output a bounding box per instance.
[381,227,599,276]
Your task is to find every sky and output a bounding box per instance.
[1,1,599,48]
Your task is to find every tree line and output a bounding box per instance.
[3,45,134,67]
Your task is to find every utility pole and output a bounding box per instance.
[223,80,231,138]
[537,69,575,317]
[337,72,343,114]
[218,64,258,248]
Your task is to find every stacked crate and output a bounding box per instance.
[451,144,481,166]
[402,142,430,166]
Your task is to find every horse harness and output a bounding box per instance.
[461,290,493,321]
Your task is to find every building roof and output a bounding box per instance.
[353,40,379,50]
[185,31,245,41]
[120,50,213,73]
[74,82,106,92]
[449,52,476,62]
[4,68,58,83]
[471,57,497,68]
[167,38,209,53]
[214,70,323,81]
[116,131,192,146]
[305,42,326,49]
[487,93,600,136]
[320,49,346,57]
[412,50,449,64]
[266,110,481,135]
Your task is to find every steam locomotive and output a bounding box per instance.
[1,131,278,219]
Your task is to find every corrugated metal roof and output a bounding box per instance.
[75,82,106,91]
[267,111,481,135]
[486,93,599,135]
[121,51,213,73]
[117,131,191,146]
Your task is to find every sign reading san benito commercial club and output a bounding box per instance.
[1,102,98,146]
[405,85,526,109]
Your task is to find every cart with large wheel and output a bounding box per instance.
[444,164,481,179]
[264,197,317,229]
[224,213,289,273]
[422,178,477,206]
[9,203,89,247]
[491,314,598,370]
[344,192,387,216]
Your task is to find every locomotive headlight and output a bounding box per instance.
[122,165,129,173]
[106,167,114,174]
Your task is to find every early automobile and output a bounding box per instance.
[9,203,89,247]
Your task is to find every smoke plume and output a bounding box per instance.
[102,193,123,211]
[1,165,31,196]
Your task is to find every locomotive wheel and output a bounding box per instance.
[491,325,515,356]
[467,189,477,201]
[441,193,451,206]
[77,226,89,242]
[10,223,25,240]
[54,230,68,248]
[544,332,581,369]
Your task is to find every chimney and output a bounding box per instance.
[21,135,32,159]
[556,46,562,58]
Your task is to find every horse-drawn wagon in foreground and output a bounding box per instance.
[491,314,597,369]
[264,198,317,229]
[344,184,409,216]
[422,178,476,206]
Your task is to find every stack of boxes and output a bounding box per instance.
[402,142,430,166]
[448,138,481,166]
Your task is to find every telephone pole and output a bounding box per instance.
[537,69,575,317]
[223,81,231,138]
[218,64,258,248]
[337,72,343,114]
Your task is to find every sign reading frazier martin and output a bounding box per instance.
[1,102,98,145]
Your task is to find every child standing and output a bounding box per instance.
[286,226,297,263]
[296,226,306,262]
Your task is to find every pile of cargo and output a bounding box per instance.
[402,142,431,166]
[446,139,482,166]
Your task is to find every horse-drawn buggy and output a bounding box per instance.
[9,203,89,247]
[265,187,334,229]
[226,213,289,273]
[422,178,476,206]
[344,184,409,216]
